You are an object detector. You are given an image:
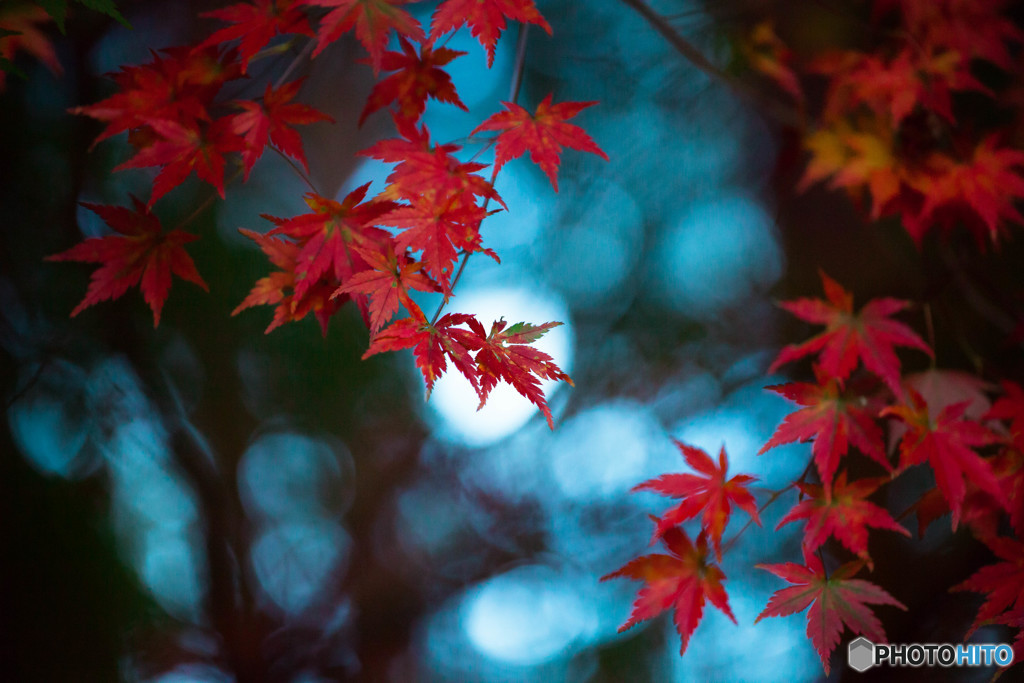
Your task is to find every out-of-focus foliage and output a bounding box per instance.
[4,0,1023,681]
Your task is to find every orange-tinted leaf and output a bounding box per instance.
[756,553,906,675]
[429,0,551,67]
[471,93,607,191]
[359,37,467,125]
[816,47,984,127]
[634,441,760,560]
[602,526,736,655]
[47,198,207,326]
[903,137,1024,245]
[743,20,802,102]
[232,227,341,335]
[799,120,904,220]
[776,473,909,570]
[769,270,932,395]
[761,368,889,484]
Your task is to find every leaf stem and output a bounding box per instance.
[175,168,244,231]
[718,457,815,555]
[427,24,531,326]
[273,38,316,89]
[272,146,321,195]
[720,480,795,555]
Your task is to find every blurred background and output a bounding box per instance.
[3,0,1022,681]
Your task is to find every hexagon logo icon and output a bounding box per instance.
[848,637,875,672]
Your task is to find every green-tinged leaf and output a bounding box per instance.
[34,0,68,33]
[76,0,130,28]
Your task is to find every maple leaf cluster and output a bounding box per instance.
[601,440,758,655]
[746,0,1024,246]
[608,271,1024,674]
[44,0,606,427]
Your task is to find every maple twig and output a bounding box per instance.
[507,23,530,104]
[4,356,50,409]
[249,39,299,66]
[428,25,532,326]
[273,38,315,89]
[616,0,802,128]
[894,498,917,524]
[272,146,322,195]
[923,303,936,364]
[175,168,244,231]
[720,480,796,555]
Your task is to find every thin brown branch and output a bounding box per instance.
[617,0,802,128]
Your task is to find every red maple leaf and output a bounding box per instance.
[199,0,314,73]
[231,79,333,179]
[471,93,608,191]
[359,37,467,125]
[756,552,906,675]
[46,198,207,326]
[769,270,932,396]
[903,137,1024,246]
[300,0,424,72]
[266,184,395,307]
[429,0,552,67]
[952,536,1024,635]
[913,445,1024,540]
[379,194,489,292]
[633,441,760,560]
[114,117,246,205]
[760,368,890,484]
[359,116,459,164]
[883,392,1008,529]
[366,124,504,210]
[363,312,481,396]
[461,317,572,429]
[816,46,984,127]
[71,46,238,148]
[232,228,342,335]
[602,525,736,656]
[332,240,439,333]
[878,0,1023,69]
[776,473,910,570]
